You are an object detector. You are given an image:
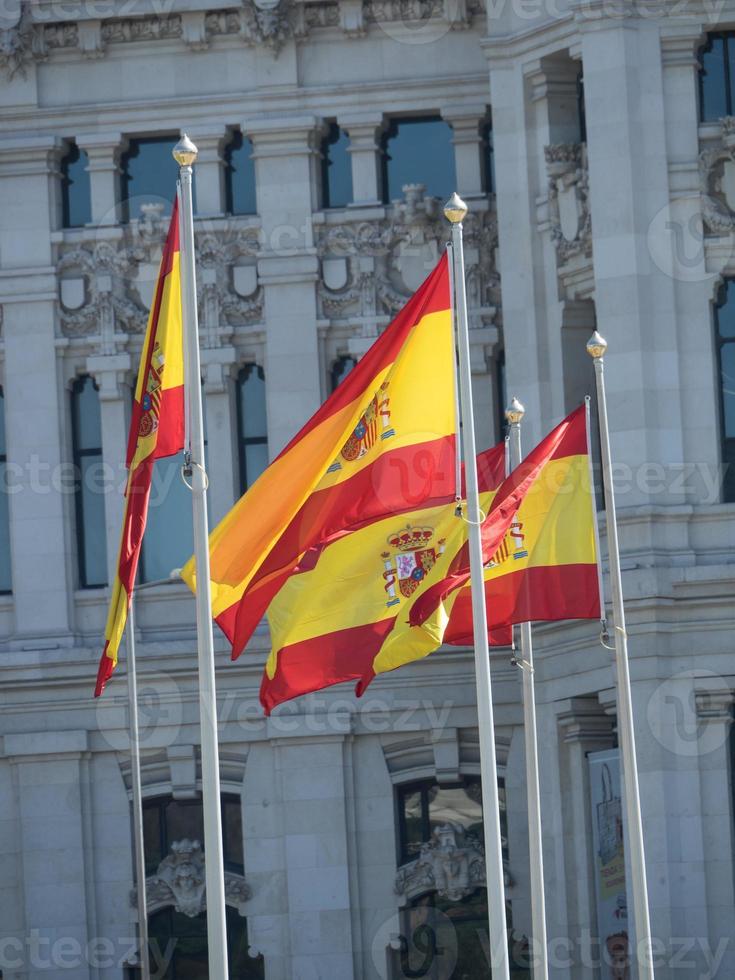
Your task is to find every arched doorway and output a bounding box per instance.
[147,905,264,979]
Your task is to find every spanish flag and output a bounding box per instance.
[261,443,507,713]
[410,405,599,640]
[444,406,600,644]
[182,255,456,661]
[95,200,184,696]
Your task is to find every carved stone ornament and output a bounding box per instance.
[544,143,591,262]
[0,2,38,80]
[394,822,487,903]
[316,184,500,338]
[132,839,252,919]
[698,116,735,234]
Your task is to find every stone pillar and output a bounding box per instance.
[5,731,93,980]
[186,125,226,217]
[338,111,384,207]
[660,29,723,504]
[86,353,132,585]
[247,116,322,455]
[76,133,124,227]
[555,698,616,980]
[581,19,686,505]
[441,104,486,199]
[0,137,72,639]
[201,347,239,524]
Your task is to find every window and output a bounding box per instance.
[715,282,735,502]
[321,123,353,209]
[140,455,193,584]
[61,142,91,228]
[381,117,456,204]
[120,135,182,222]
[71,376,107,588]
[330,355,357,393]
[142,795,263,979]
[495,350,507,443]
[396,776,507,866]
[577,67,587,142]
[224,130,257,216]
[699,33,735,121]
[482,119,495,195]
[237,366,268,494]
[142,794,244,875]
[0,388,10,594]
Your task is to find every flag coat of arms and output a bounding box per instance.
[95,200,184,696]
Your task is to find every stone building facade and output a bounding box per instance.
[0,0,733,978]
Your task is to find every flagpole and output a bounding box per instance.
[125,600,150,980]
[445,193,511,980]
[587,331,654,979]
[505,398,549,980]
[173,134,230,977]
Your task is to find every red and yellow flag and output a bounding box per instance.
[444,408,600,645]
[411,405,599,640]
[259,443,507,713]
[182,255,456,661]
[95,200,184,696]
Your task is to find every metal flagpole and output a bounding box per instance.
[173,134,230,977]
[444,193,511,980]
[586,331,654,979]
[125,599,150,980]
[505,398,549,980]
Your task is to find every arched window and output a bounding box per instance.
[236,366,268,494]
[120,135,181,222]
[224,129,257,216]
[0,387,10,594]
[321,123,353,209]
[330,355,357,393]
[140,455,194,584]
[380,117,456,204]
[715,282,735,502]
[71,376,108,588]
[61,142,91,228]
[699,33,735,121]
[142,795,264,979]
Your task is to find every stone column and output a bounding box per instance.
[247,116,323,456]
[0,136,72,640]
[441,104,486,199]
[76,133,124,227]
[338,111,384,207]
[86,353,132,585]
[201,347,239,524]
[186,125,226,218]
[581,17,686,506]
[5,730,93,980]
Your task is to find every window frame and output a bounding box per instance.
[60,140,91,229]
[71,375,107,590]
[698,32,735,121]
[379,115,456,205]
[224,128,257,217]
[141,793,245,877]
[120,133,180,223]
[320,122,353,210]
[236,364,268,496]
[0,385,10,595]
[330,355,357,393]
[714,281,735,503]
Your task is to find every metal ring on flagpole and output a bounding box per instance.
[180,461,209,492]
[460,507,486,526]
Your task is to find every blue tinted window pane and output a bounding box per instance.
[322,124,353,208]
[244,444,269,486]
[61,143,91,228]
[331,356,356,392]
[0,388,5,457]
[74,376,102,451]
[121,137,182,221]
[225,131,257,215]
[721,342,735,438]
[78,456,108,587]
[382,118,456,203]
[717,284,735,338]
[0,459,10,593]
[239,366,267,439]
[141,455,193,583]
[701,37,728,121]
[483,122,495,194]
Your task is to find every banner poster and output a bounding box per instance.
[588,748,629,979]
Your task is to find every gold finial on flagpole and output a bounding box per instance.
[586,330,608,359]
[173,133,198,167]
[505,396,525,425]
[443,192,468,224]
